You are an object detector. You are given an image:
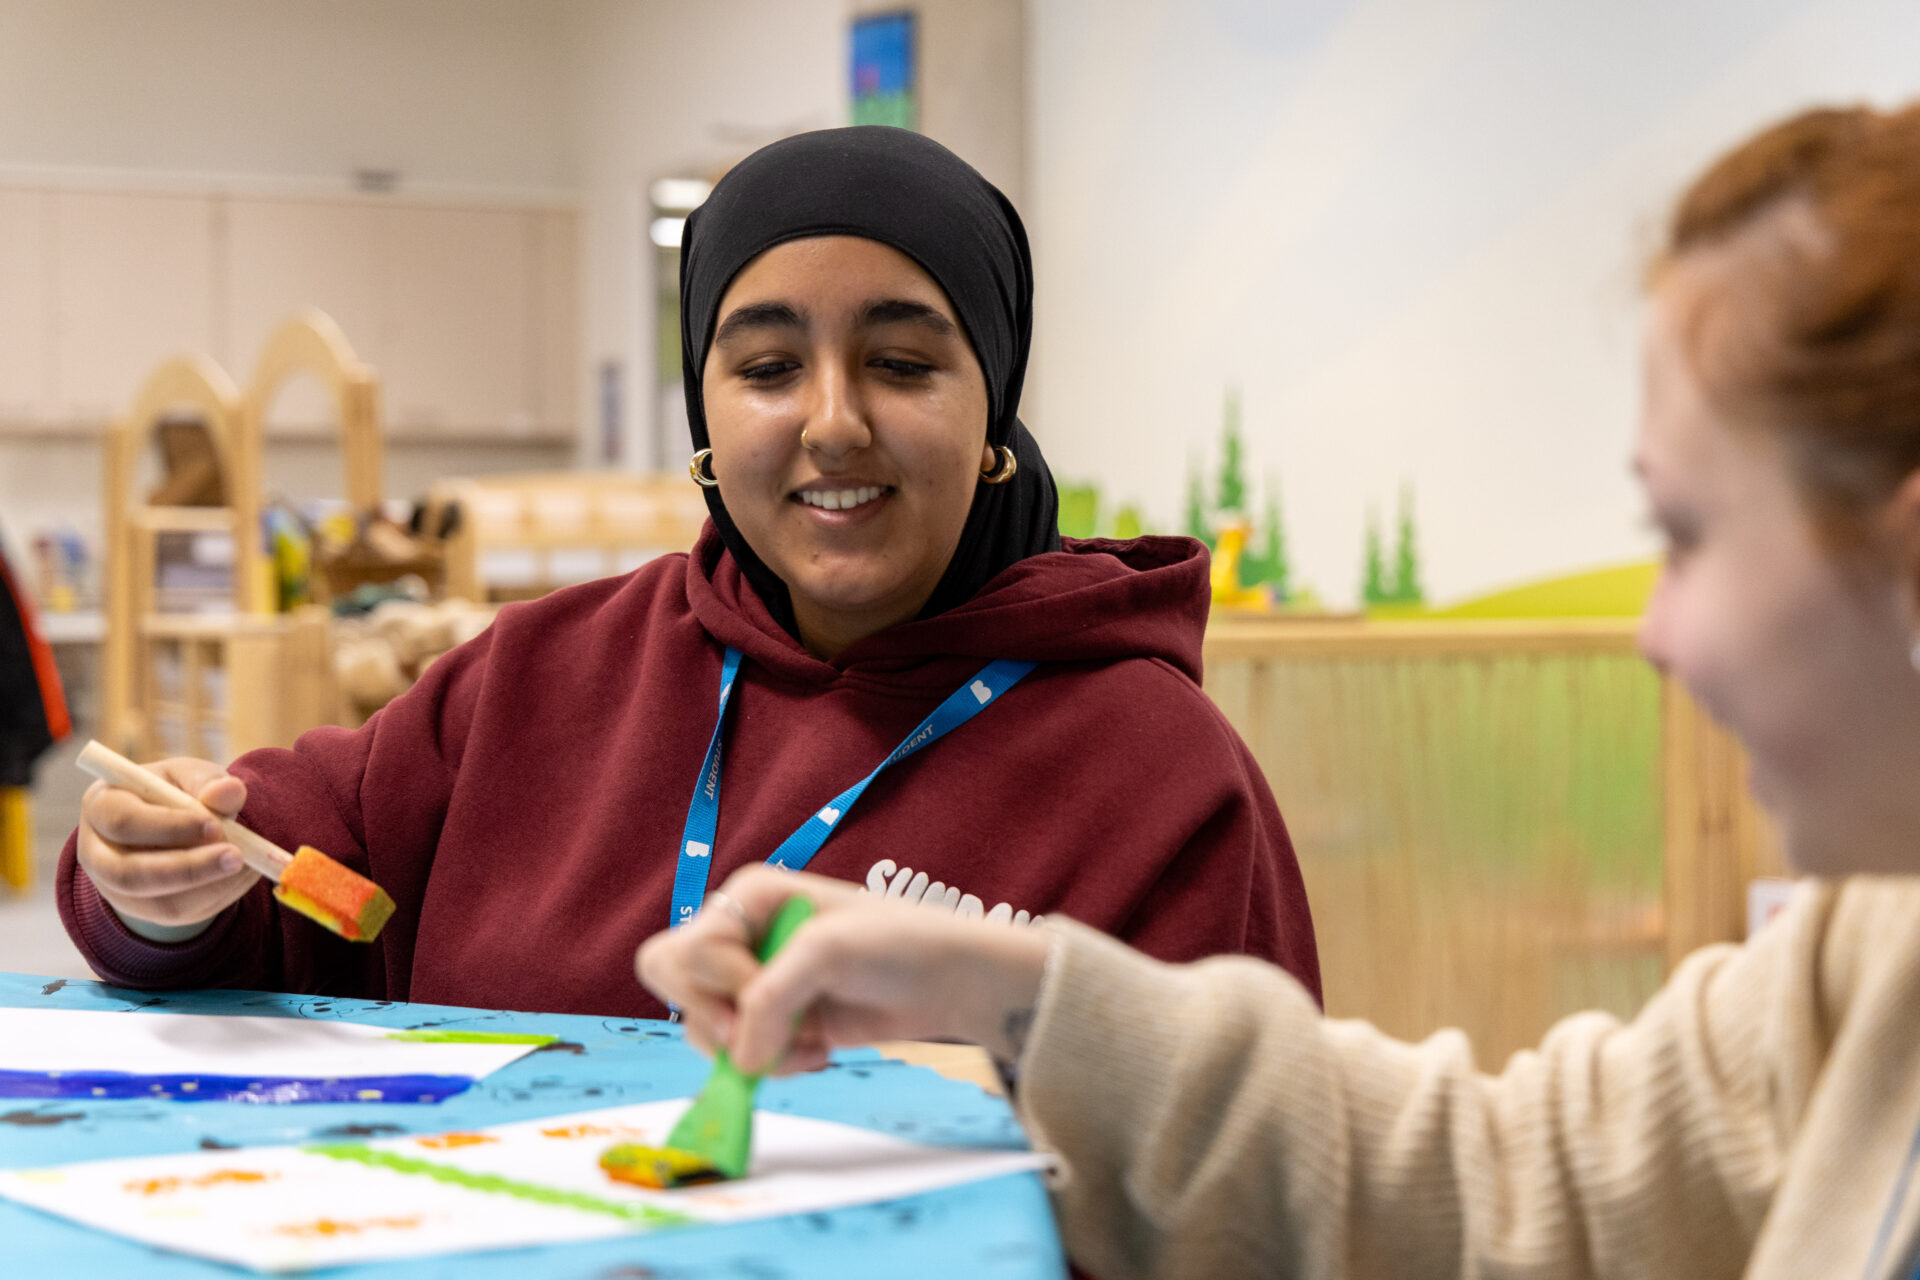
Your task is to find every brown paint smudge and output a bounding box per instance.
[317,1123,406,1139]
[0,1110,83,1127]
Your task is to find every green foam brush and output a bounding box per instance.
[602,895,817,1190]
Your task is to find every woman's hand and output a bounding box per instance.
[637,865,1052,1076]
[76,758,256,942]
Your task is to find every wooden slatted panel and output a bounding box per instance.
[1203,619,1774,1067]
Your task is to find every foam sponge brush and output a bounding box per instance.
[77,741,396,944]
[601,895,818,1189]
[274,845,397,941]
[598,1142,726,1191]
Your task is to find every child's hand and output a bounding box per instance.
[76,758,256,941]
[637,865,1052,1076]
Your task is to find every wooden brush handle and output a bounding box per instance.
[77,740,292,882]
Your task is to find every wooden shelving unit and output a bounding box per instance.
[429,470,709,603]
[101,311,390,764]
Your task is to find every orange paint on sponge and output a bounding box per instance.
[599,1143,724,1190]
[74,742,398,945]
[273,846,397,942]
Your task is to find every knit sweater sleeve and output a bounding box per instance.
[1016,914,1798,1280]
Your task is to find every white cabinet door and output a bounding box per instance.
[371,204,536,435]
[223,196,380,432]
[50,190,217,424]
[3,186,578,440]
[0,188,51,423]
[531,209,578,435]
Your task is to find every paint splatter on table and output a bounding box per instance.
[0,972,1063,1278]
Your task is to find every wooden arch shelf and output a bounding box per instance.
[101,355,258,759]
[245,308,384,515]
[101,309,390,763]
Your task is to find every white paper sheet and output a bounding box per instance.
[0,1100,1051,1272]
[0,1007,546,1094]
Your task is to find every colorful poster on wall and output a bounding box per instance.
[851,11,916,130]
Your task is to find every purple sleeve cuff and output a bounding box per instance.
[56,830,249,989]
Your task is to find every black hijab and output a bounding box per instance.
[680,125,1060,638]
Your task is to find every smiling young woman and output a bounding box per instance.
[58,127,1320,1025]
[640,105,1920,1279]
[698,235,999,658]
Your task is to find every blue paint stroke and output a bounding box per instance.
[0,1070,474,1104]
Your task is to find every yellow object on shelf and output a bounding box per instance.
[1208,522,1274,612]
[1,786,30,891]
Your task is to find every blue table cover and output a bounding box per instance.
[0,972,1065,1278]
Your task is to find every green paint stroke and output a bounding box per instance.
[304,1144,691,1229]
[384,1030,557,1046]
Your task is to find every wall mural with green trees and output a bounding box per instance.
[1062,388,1316,611]
[1057,385,1658,622]
[1054,483,1143,543]
[1057,388,1440,615]
[1180,389,1304,608]
[1360,485,1426,614]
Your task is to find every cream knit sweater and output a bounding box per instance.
[1017,877,1920,1279]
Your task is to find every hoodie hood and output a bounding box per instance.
[684,523,1211,689]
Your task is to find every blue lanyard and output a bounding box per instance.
[668,647,1036,932]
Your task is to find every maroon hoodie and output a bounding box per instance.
[61,529,1319,1016]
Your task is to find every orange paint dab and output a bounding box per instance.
[416,1132,497,1149]
[540,1123,637,1139]
[126,1169,276,1196]
[696,1193,755,1209]
[274,1215,425,1238]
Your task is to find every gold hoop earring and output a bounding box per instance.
[688,448,719,488]
[980,445,1018,485]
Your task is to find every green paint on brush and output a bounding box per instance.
[664,895,818,1181]
[383,1030,558,1046]
[303,1144,691,1228]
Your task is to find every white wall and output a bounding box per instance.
[0,0,574,194]
[564,0,845,474]
[1025,0,1920,606]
